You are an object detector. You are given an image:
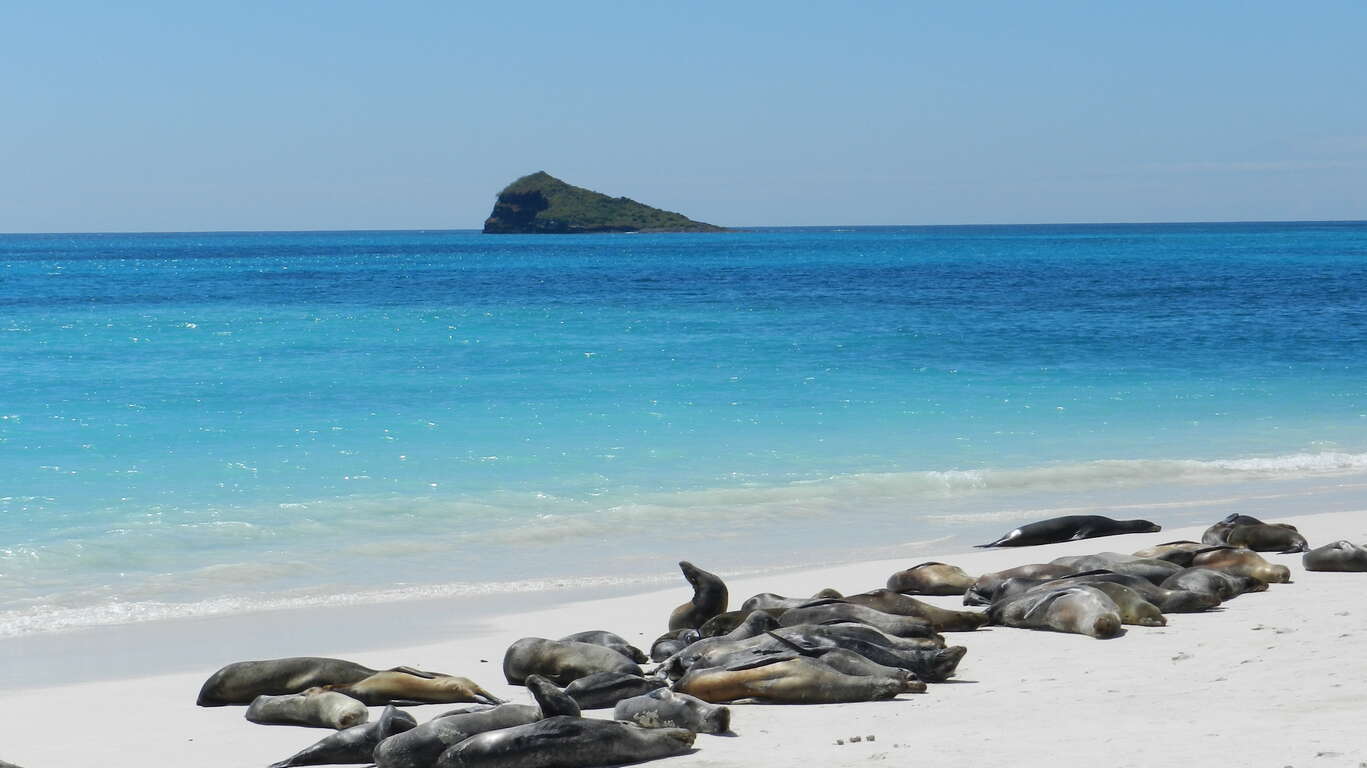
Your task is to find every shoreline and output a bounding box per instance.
[3,507,1366,766]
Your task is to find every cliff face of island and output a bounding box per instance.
[482,172,726,234]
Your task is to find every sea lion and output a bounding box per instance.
[739,588,843,612]
[988,586,1124,639]
[885,562,977,595]
[1161,567,1267,600]
[1073,582,1165,627]
[320,670,504,706]
[668,561,729,631]
[270,705,417,768]
[768,625,964,683]
[1190,546,1291,583]
[649,628,699,663]
[674,655,916,704]
[995,569,1220,613]
[698,608,786,637]
[964,564,1080,605]
[775,600,940,639]
[1050,554,1181,584]
[502,638,642,686]
[434,716,695,768]
[1303,540,1367,571]
[373,706,543,768]
[1131,540,1207,566]
[563,672,668,709]
[976,515,1161,548]
[614,688,732,734]
[197,657,378,706]
[558,631,648,664]
[656,611,783,678]
[245,691,369,730]
[524,674,581,718]
[843,589,990,631]
[1202,515,1308,552]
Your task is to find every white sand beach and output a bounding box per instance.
[2,510,1365,768]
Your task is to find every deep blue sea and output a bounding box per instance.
[5,222,1367,635]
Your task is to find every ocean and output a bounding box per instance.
[4,222,1367,637]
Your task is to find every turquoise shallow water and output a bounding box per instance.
[3,222,1367,634]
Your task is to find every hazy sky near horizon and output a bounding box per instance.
[4,1,1366,232]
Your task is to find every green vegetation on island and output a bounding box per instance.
[482,172,726,234]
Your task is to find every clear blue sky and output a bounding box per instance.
[4,1,1365,231]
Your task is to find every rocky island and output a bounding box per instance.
[482,172,726,234]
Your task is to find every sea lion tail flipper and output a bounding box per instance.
[473,684,506,706]
[387,665,442,679]
[763,630,822,657]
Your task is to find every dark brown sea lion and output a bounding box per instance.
[648,628,699,663]
[656,611,782,678]
[1190,546,1291,583]
[776,600,940,639]
[988,585,1124,639]
[524,674,581,718]
[614,688,732,735]
[559,631,648,663]
[885,562,977,595]
[674,655,916,704]
[197,657,378,706]
[739,588,843,612]
[1049,553,1181,584]
[318,670,504,706]
[996,569,1221,613]
[668,561,729,631]
[563,672,668,710]
[698,608,786,637]
[843,589,989,631]
[270,705,417,768]
[245,691,369,729]
[1202,514,1308,552]
[502,638,642,686]
[373,705,544,768]
[1303,540,1367,571]
[976,515,1160,548]
[434,716,695,768]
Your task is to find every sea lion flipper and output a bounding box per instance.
[763,630,821,657]
[387,665,441,679]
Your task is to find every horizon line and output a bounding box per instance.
[2,217,1365,237]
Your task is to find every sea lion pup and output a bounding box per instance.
[885,561,977,595]
[1303,540,1367,571]
[988,586,1124,639]
[740,588,843,612]
[1202,515,1309,553]
[668,561,729,631]
[1190,546,1292,583]
[1132,540,1207,566]
[563,672,668,709]
[964,564,1079,605]
[373,678,568,768]
[1050,554,1181,584]
[502,638,642,686]
[320,670,504,706]
[976,515,1161,548]
[435,716,695,768]
[698,608,786,637]
[614,688,732,735]
[649,628,699,663]
[1161,567,1267,600]
[675,655,916,704]
[843,589,990,631]
[559,631,648,664]
[197,657,378,706]
[997,569,1221,613]
[269,705,417,768]
[776,600,940,640]
[245,691,370,730]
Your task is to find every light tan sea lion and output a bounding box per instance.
[318,670,504,706]
[1078,582,1165,627]
[1132,540,1206,566]
[1190,546,1291,583]
[988,585,1124,639]
[668,561,729,630]
[674,655,917,704]
[1303,540,1367,571]
[885,562,977,595]
[245,690,369,729]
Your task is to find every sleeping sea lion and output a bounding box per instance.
[373,706,544,768]
[269,705,416,768]
[559,631,648,664]
[996,569,1220,613]
[1190,547,1291,583]
[776,600,939,639]
[976,515,1161,548]
[245,691,369,729]
[988,586,1124,639]
[964,564,1080,605]
[668,561,729,631]
[319,670,504,706]
[843,589,989,631]
[614,688,732,734]
[649,628,699,663]
[1161,567,1267,599]
[1202,516,1308,552]
[885,562,976,595]
[674,655,916,704]
[698,608,786,637]
[740,589,842,612]
[197,657,378,706]
[1049,554,1181,585]
[434,716,694,768]
[563,672,668,710]
[502,638,642,686]
[1131,540,1206,566]
[1303,540,1367,572]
